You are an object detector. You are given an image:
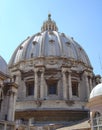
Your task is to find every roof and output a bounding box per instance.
[90,83,102,99]
[57,119,91,130]
[9,15,91,68]
[0,55,8,75]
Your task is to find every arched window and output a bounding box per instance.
[72,82,78,97]
[26,81,34,96]
[47,80,58,95]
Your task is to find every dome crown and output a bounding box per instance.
[41,14,58,32]
[90,83,102,99]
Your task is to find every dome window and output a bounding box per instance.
[19,46,23,50]
[79,47,82,51]
[26,81,34,96]
[72,82,79,97]
[49,39,55,43]
[47,80,58,95]
[66,42,71,46]
[33,41,37,45]
[36,33,41,36]
[31,53,33,58]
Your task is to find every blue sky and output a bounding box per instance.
[0,0,102,75]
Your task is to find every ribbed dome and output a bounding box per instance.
[90,83,102,99]
[9,15,91,67]
[0,55,8,75]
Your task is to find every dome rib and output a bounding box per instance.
[24,35,36,59]
[65,35,79,59]
[53,31,63,56]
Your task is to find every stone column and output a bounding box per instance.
[14,71,21,84]
[78,81,80,98]
[40,69,45,99]
[68,71,72,100]
[84,71,90,99]
[62,68,67,100]
[7,91,14,121]
[89,75,93,91]
[12,93,17,121]
[90,112,94,130]
[4,123,7,130]
[28,118,31,130]
[34,69,38,99]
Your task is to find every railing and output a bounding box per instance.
[16,119,28,125]
[0,120,15,130]
[93,116,102,130]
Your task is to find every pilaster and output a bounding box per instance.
[34,68,38,99]
[62,68,68,100]
[84,71,90,99]
[7,82,17,121]
[40,68,45,99]
[7,91,14,121]
[68,70,72,100]
[89,74,93,91]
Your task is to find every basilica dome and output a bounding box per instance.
[90,83,102,99]
[8,14,96,126]
[9,14,91,68]
[0,55,8,75]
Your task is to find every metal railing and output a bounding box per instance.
[93,116,102,130]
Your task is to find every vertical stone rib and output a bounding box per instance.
[84,72,90,99]
[34,69,38,99]
[7,91,14,121]
[68,71,72,100]
[89,75,93,91]
[40,70,45,99]
[62,68,67,99]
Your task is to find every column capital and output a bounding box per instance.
[67,69,71,73]
[34,68,39,73]
[83,70,88,76]
[39,67,45,73]
[88,73,93,78]
[62,67,67,73]
[7,90,15,96]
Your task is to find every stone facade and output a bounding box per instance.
[0,56,18,130]
[8,15,100,130]
[0,15,101,130]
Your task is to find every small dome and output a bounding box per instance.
[0,55,8,75]
[9,15,91,68]
[90,83,102,99]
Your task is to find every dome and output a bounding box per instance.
[9,14,91,67]
[0,55,8,75]
[90,83,102,99]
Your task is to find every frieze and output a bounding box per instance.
[47,60,58,65]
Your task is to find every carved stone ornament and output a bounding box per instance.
[65,100,74,106]
[48,60,58,65]
[35,100,42,107]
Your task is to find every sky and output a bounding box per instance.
[0,0,102,75]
